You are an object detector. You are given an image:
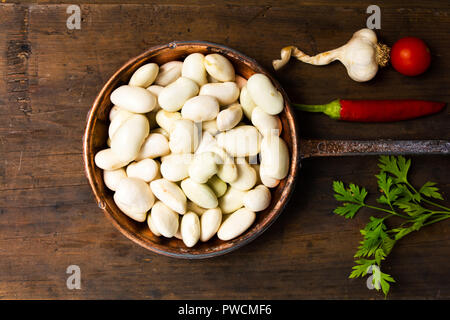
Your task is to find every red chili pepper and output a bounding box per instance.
[294,99,445,122]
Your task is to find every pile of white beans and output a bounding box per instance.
[94,52,290,247]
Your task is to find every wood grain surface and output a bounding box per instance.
[0,0,449,299]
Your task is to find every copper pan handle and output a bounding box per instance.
[299,139,450,159]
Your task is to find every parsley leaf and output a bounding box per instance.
[374,248,387,265]
[371,266,395,296]
[380,236,396,255]
[394,200,426,217]
[333,181,368,203]
[419,182,443,200]
[333,156,450,297]
[378,155,410,183]
[349,259,375,278]
[376,173,402,207]
[333,203,364,219]
[332,181,367,218]
[363,222,388,251]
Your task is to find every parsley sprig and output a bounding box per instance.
[333,156,450,297]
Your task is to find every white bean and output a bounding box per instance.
[239,86,257,120]
[181,95,219,122]
[129,63,159,88]
[147,214,162,237]
[95,148,129,170]
[207,74,220,83]
[110,85,157,113]
[174,216,183,239]
[259,164,281,188]
[108,108,133,139]
[109,105,122,121]
[251,164,262,185]
[150,178,187,214]
[214,147,238,183]
[103,168,127,191]
[126,158,160,182]
[260,134,289,180]
[216,125,262,157]
[110,114,149,162]
[146,85,163,111]
[181,212,201,247]
[182,53,207,86]
[150,201,179,238]
[181,178,218,209]
[158,77,199,112]
[135,133,170,161]
[200,208,222,242]
[221,213,232,223]
[155,109,182,133]
[169,119,200,154]
[187,201,207,216]
[207,175,227,198]
[114,177,155,222]
[217,161,238,184]
[202,119,220,136]
[199,82,239,106]
[188,152,218,183]
[154,61,183,86]
[160,153,193,182]
[204,54,235,81]
[229,158,257,191]
[146,84,164,97]
[251,106,282,136]
[216,103,243,131]
[152,127,170,139]
[247,73,284,115]
[195,131,218,155]
[198,142,238,183]
[217,208,255,240]
[218,186,246,214]
[243,185,271,212]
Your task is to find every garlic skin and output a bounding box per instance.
[272,28,390,82]
[342,29,380,82]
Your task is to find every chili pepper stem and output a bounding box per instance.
[293,99,341,120]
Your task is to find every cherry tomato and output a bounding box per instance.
[390,37,431,76]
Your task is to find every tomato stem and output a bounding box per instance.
[376,43,391,67]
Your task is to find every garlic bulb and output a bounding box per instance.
[272,28,390,82]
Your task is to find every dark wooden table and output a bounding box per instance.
[0,0,449,299]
